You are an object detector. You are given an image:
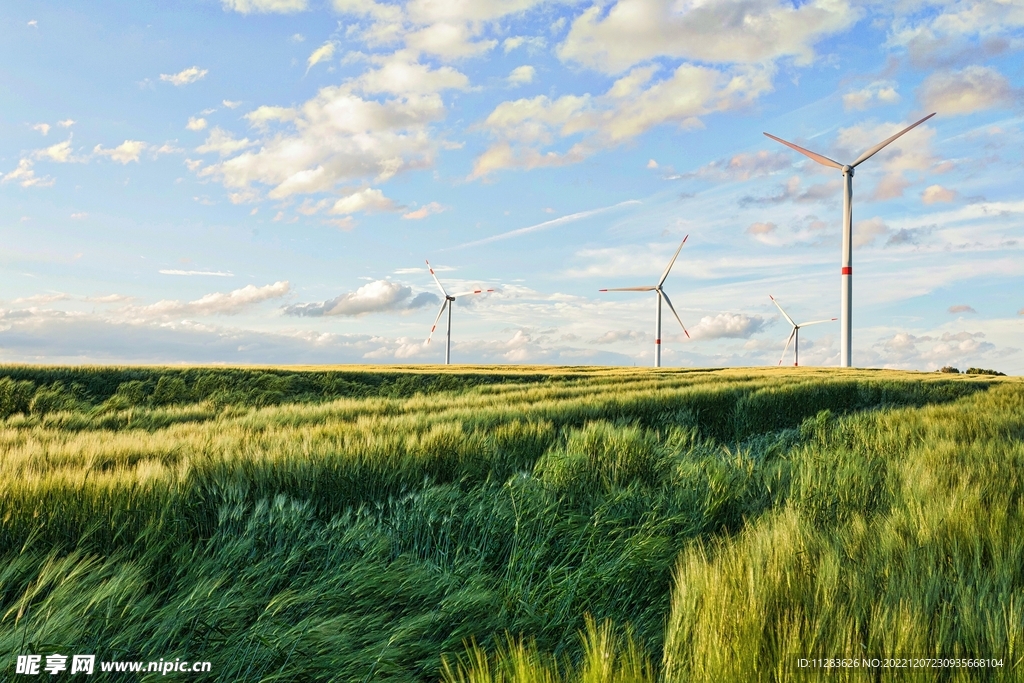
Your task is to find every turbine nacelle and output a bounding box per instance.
[763,112,935,367]
[423,259,494,364]
[599,235,691,368]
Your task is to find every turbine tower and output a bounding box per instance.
[600,236,690,368]
[764,112,935,367]
[770,295,836,367]
[424,260,493,365]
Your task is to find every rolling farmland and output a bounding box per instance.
[0,366,1021,681]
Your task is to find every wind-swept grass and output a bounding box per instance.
[0,366,1019,681]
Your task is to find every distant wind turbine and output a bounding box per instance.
[770,295,836,367]
[764,112,935,367]
[600,236,690,368]
[424,260,493,365]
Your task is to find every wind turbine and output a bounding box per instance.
[600,236,690,368]
[424,260,493,365]
[763,112,935,367]
[770,295,836,367]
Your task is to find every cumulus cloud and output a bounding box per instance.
[949,304,976,314]
[58,119,75,127]
[590,330,649,344]
[557,0,858,74]
[32,123,51,135]
[922,184,957,204]
[508,65,536,86]
[686,149,793,182]
[853,217,891,247]
[503,36,546,53]
[688,313,765,340]
[740,175,841,206]
[187,116,208,131]
[139,281,290,317]
[887,0,1024,67]
[222,99,242,109]
[402,201,445,219]
[283,279,437,316]
[473,63,774,178]
[195,128,255,156]
[222,0,307,13]
[2,159,54,188]
[196,84,444,199]
[160,66,209,86]
[876,330,996,368]
[93,140,147,164]
[329,188,397,215]
[34,138,76,163]
[917,66,1016,115]
[842,81,900,110]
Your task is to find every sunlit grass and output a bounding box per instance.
[0,365,1019,681]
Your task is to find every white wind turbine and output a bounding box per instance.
[424,260,493,365]
[600,236,690,368]
[770,295,836,367]
[763,112,935,367]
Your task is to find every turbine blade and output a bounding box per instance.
[599,286,657,292]
[769,295,798,328]
[851,113,936,168]
[658,234,689,287]
[424,299,448,344]
[779,328,796,366]
[763,132,843,170]
[661,290,690,339]
[798,317,838,327]
[452,288,495,297]
[425,259,449,298]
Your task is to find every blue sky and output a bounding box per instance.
[1,0,1022,371]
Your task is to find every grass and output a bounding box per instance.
[0,365,1020,681]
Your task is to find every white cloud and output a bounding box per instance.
[917,66,1016,116]
[198,85,444,199]
[503,35,546,53]
[160,66,209,86]
[32,123,51,135]
[329,187,397,215]
[558,0,859,74]
[2,159,54,188]
[688,313,765,340]
[686,149,793,182]
[284,279,437,316]
[140,281,290,317]
[352,52,471,96]
[853,217,891,247]
[922,184,957,204]
[57,119,75,127]
[187,116,208,131]
[842,81,900,111]
[402,201,445,219]
[34,138,76,163]
[307,41,337,72]
[473,63,773,177]
[222,99,242,109]
[93,140,147,164]
[508,65,536,86]
[195,128,255,156]
[70,212,88,219]
[221,0,307,14]
[27,20,38,27]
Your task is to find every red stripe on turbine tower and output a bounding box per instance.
[842,267,852,275]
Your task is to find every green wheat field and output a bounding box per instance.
[0,365,1022,682]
